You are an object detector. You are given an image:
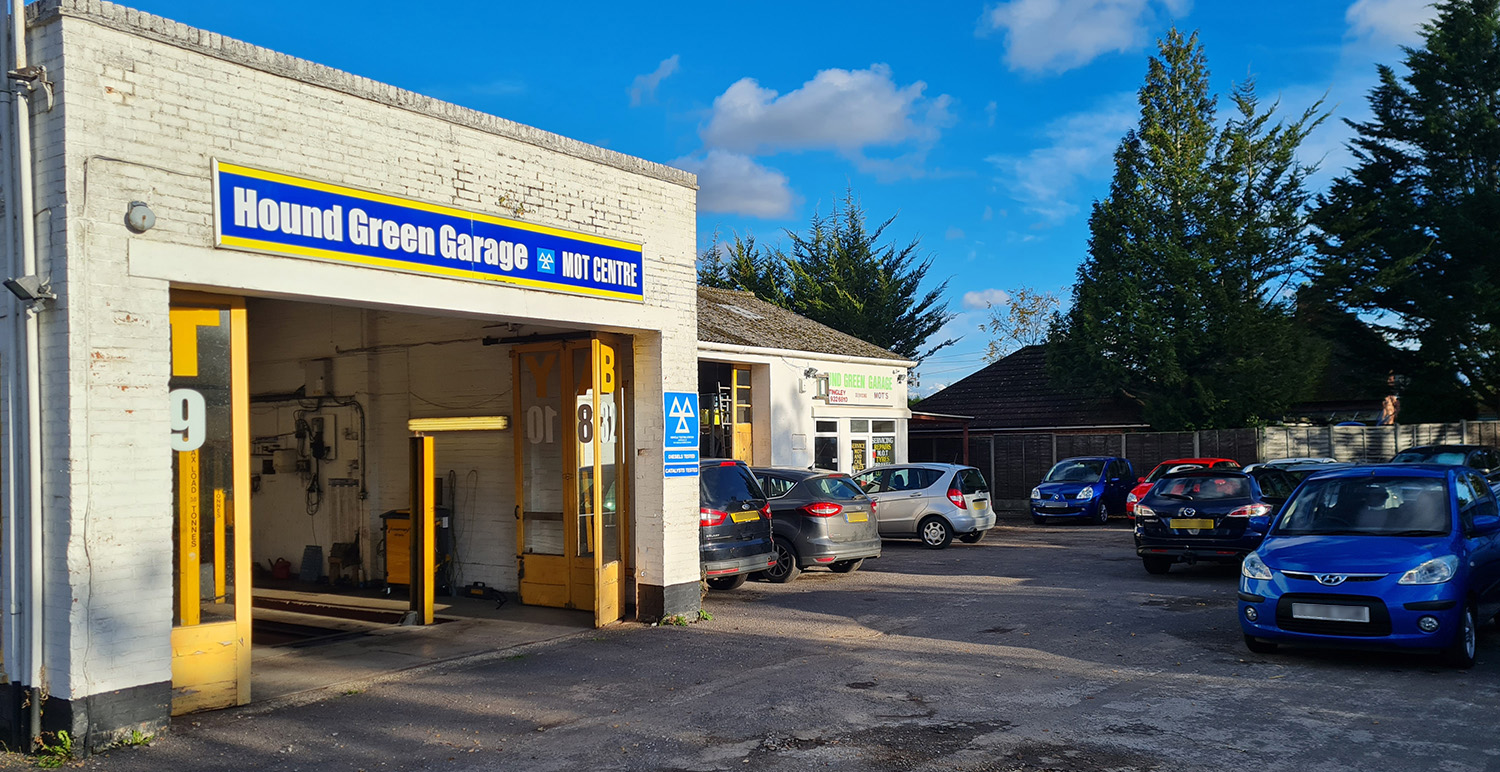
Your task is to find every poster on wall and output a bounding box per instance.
[849,439,868,473]
[872,435,896,466]
[663,391,699,477]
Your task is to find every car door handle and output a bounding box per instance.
[909,493,923,498]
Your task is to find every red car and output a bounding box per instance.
[1126,457,1239,517]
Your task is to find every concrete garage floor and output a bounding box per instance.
[80,520,1500,771]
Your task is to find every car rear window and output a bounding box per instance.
[700,464,763,508]
[804,476,865,499]
[1152,476,1250,501]
[957,469,988,494]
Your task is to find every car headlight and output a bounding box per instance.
[1397,555,1458,585]
[1076,486,1095,500]
[1030,487,1041,499]
[1241,552,1273,581]
[1126,492,1138,504]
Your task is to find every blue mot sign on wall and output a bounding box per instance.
[663,391,699,478]
[211,161,645,302]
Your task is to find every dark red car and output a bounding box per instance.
[1126,457,1239,517]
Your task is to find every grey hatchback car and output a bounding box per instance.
[751,467,882,582]
[852,463,996,548]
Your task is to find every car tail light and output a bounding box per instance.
[762,503,772,520]
[1227,504,1271,518]
[1134,504,1157,519]
[869,499,877,514]
[947,488,966,508]
[802,502,844,517]
[699,507,727,526]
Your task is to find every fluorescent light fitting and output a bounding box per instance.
[408,416,510,433]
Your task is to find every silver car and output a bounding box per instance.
[851,463,996,549]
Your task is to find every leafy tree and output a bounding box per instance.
[1049,29,1326,430]
[978,287,1061,362]
[1309,0,1500,420]
[696,230,733,288]
[780,193,957,362]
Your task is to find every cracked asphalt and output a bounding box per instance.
[77,519,1500,771]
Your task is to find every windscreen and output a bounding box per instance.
[1274,476,1450,536]
[1152,476,1250,501]
[1392,449,1467,465]
[1045,460,1105,483]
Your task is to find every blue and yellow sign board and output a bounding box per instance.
[212,161,645,302]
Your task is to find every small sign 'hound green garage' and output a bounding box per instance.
[212,161,645,302]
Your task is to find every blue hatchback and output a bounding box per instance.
[1238,464,1500,668]
[1031,456,1135,525]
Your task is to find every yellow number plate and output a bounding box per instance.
[846,511,868,523]
[1169,518,1215,529]
[730,511,760,523]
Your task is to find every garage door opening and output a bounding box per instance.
[169,293,635,713]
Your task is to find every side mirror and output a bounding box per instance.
[1470,514,1500,536]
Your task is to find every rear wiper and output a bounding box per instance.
[1158,492,1192,501]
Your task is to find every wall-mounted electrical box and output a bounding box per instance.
[272,449,299,473]
[308,414,337,460]
[305,358,332,397]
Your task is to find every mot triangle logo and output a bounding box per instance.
[668,396,695,435]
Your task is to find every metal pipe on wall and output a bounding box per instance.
[0,3,21,702]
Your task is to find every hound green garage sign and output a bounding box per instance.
[826,370,897,406]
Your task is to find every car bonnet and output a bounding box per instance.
[1257,533,1456,574]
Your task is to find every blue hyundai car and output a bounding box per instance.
[1238,464,1500,668]
[1030,456,1135,525]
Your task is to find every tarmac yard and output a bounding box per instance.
[73,521,1500,771]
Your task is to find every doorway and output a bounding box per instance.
[512,338,630,627]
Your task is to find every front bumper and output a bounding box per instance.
[1031,498,1100,519]
[702,550,777,578]
[1238,573,1466,650]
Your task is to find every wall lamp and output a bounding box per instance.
[3,275,54,305]
[803,367,819,379]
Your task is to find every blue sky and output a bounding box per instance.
[130,0,1438,393]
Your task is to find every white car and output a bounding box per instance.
[851,463,996,549]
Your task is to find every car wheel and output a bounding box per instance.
[918,516,954,549]
[1441,604,1478,669]
[763,542,801,584]
[705,574,747,591]
[1142,557,1172,575]
[828,558,863,574]
[1032,515,1048,526]
[1095,503,1110,525]
[1243,634,1278,654]
[959,531,986,544]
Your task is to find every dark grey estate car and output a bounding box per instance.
[751,467,882,582]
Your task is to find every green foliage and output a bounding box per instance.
[35,731,72,768]
[663,614,689,627]
[114,729,153,748]
[1050,28,1326,429]
[698,193,957,363]
[978,287,1061,361]
[696,608,713,621]
[1309,0,1500,419]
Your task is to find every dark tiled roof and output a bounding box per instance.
[912,345,1146,430]
[697,286,908,362]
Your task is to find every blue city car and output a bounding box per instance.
[1239,464,1500,668]
[1030,456,1135,525]
[1134,469,1291,574]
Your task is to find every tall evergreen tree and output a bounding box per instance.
[1310,0,1500,420]
[1050,29,1325,429]
[781,194,956,362]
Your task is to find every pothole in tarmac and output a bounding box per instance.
[1138,596,1232,612]
[987,740,1164,771]
[746,720,1014,765]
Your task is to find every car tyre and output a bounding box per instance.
[705,574,747,591]
[959,531,986,544]
[919,516,954,549]
[828,558,863,574]
[1243,634,1278,654]
[1095,503,1110,525]
[763,542,801,584]
[1142,557,1172,575]
[1441,604,1478,669]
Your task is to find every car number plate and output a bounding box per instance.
[846,511,868,523]
[1169,518,1215,529]
[730,511,760,523]
[1291,603,1370,623]
[972,499,988,511]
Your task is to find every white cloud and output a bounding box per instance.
[674,150,795,219]
[945,226,966,240]
[1346,0,1434,44]
[980,0,1193,74]
[962,288,1012,310]
[988,92,1137,224]
[982,205,995,221]
[629,54,680,107]
[701,64,953,157]
[985,101,999,127]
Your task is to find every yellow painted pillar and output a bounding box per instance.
[409,435,435,625]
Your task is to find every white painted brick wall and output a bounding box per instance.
[24,0,698,701]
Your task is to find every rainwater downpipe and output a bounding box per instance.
[7,0,44,747]
[0,1,19,709]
